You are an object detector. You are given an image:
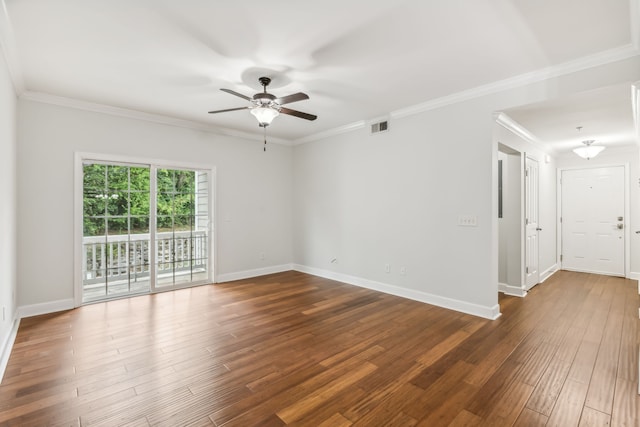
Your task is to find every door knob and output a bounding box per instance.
[617,224,624,229]
[536,227,542,231]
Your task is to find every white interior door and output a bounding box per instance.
[525,157,540,289]
[561,166,625,276]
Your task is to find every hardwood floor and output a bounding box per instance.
[0,270,638,426]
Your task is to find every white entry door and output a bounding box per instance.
[561,166,625,276]
[525,157,540,289]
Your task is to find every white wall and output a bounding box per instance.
[11,57,640,320]
[0,45,17,367]
[293,56,638,319]
[556,146,640,278]
[17,100,293,308]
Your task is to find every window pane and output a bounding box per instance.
[157,169,175,192]
[175,170,195,193]
[83,217,105,237]
[129,191,149,216]
[131,217,149,235]
[107,218,128,235]
[83,162,152,303]
[194,215,208,231]
[157,215,173,231]
[83,164,106,191]
[107,165,129,190]
[83,191,106,217]
[130,167,150,191]
[173,215,193,232]
[157,192,174,217]
[106,193,127,216]
[174,193,194,217]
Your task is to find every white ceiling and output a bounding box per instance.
[1,0,639,145]
[505,84,637,154]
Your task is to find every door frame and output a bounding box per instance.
[496,142,536,297]
[525,155,540,290]
[557,163,630,278]
[73,151,218,307]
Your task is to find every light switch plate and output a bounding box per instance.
[458,215,477,227]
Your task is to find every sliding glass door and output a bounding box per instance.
[81,161,212,303]
[155,168,210,289]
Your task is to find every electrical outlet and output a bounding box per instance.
[400,266,406,275]
[458,215,477,227]
[259,252,265,260]
[385,264,390,273]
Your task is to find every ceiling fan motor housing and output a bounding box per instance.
[254,77,279,108]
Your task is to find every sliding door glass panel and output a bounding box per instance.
[156,168,209,288]
[82,163,151,302]
[193,170,209,283]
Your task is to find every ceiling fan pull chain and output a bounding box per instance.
[263,126,267,152]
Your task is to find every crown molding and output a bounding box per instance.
[3,0,637,148]
[391,44,639,121]
[296,45,640,145]
[494,112,554,154]
[20,91,293,146]
[0,0,24,94]
[293,120,366,145]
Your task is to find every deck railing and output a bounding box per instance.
[82,230,208,285]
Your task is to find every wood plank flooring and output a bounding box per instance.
[0,270,638,426]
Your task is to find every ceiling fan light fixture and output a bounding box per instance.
[250,105,279,127]
[573,140,605,159]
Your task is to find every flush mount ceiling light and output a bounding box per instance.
[573,140,605,159]
[572,126,605,160]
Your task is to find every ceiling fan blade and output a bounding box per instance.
[280,107,317,121]
[208,106,250,114]
[275,92,309,105]
[220,88,251,101]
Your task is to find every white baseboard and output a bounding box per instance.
[0,317,20,384]
[17,299,75,319]
[216,264,294,283]
[540,264,559,283]
[628,271,640,281]
[499,283,527,297]
[293,264,501,320]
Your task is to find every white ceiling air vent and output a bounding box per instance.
[370,118,389,135]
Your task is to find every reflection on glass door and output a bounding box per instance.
[155,168,209,288]
[82,163,151,302]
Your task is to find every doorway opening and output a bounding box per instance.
[497,144,526,297]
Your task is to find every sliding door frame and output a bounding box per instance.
[73,152,217,306]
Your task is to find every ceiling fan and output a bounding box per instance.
[208,77,317,127]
